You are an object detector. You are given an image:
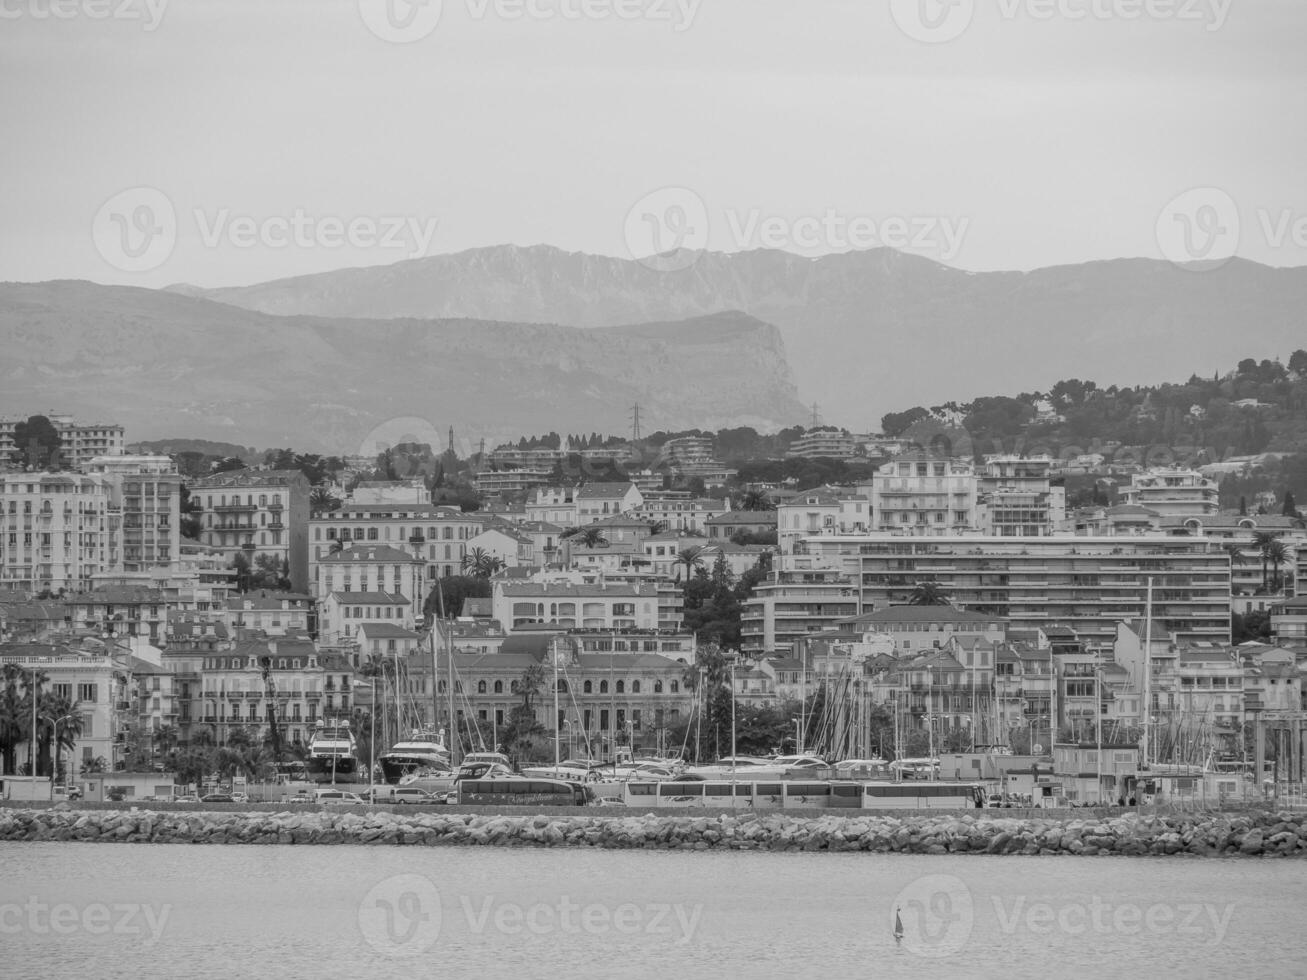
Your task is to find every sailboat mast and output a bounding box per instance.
[1143,576,1153,770]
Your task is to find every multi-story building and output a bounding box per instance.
[801,534,1232,646]
[740,559,859,656]
[0,415,124,471]
[865,454,979,535]
[1120,468,1219,518]
[705,510,777,541]
[977,455,1064,536]
[223,592,314,636]
[658,436,715,466]
[423,633,695,757]
[67,586,167,642]
[473,468,555,495]
[525,487,580,527]
[1271,597,1307,646]
[347,480,428,505]
[189,469,310,592]
[0,639,127,779]
[575,483,644,523]
[0,472,112,593]
[314,544,426,643]
[492,581,664,632]
[189,637,353,750]
[785,429,859,459]
[86,455,182,575]
[776,488,869,554]
[632,493,728,533]
[310,503,483,583]
[824,605,1007,657]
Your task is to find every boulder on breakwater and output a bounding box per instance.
[1,806,1304,857]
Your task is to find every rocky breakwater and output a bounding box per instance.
[1,807,1305,856]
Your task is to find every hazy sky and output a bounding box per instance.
[1,0,1304,288]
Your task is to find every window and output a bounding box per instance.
[583,680,592,693]
[493,680,503,694]
[77,683,98,703]
[616,680,625,694]
[477,680,487,694]
[599,680,608,694]
[631,680,641,694]
[654,680,663,693]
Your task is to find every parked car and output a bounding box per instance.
[315,789,366,805]
[200,793,235,803]
[230,793,249,804]
[390,786,436,804]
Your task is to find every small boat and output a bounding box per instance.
[894,907,904,944]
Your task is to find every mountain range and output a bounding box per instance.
[0,282,805,453]
[174,245,1307,426]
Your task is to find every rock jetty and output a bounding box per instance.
[2,806,1305,856]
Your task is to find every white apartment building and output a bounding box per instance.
[0,415,124,471]
[785,429,859,459]
[1121,468,1219,518]
[314,545,426,641]
[309,503,483,584]
[776,489,869,554]
[190,469,310,592]
[864,454,979,535]
[492,581,664,632]
[977,455,1065,536]
[0,472,112,593]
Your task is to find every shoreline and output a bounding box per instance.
[2,805,1303,856]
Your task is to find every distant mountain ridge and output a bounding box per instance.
[0,282,806,453]
[172,245,1307,426]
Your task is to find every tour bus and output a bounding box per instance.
[455,777,593,807]
[623,779,983,811]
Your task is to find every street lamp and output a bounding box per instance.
[47,712,77,789]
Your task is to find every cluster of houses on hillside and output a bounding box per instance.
[3,417,1306,795]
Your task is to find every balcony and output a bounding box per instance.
[214,503,256,513]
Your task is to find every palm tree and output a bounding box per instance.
[1265,539,1290,594]
[461,547,504,578]
[0,665,29,775]
[309,486,341,513]
[40,693,83,780]
[576,527,608,549]
[908,581,951,606]
[1252,531,1281,593]
[675,545,706,582]
[328,537,345,555]
[737,489,774,512]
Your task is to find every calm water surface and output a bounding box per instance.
[2,841,1303,979]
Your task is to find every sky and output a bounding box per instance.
[1,0,1305,288]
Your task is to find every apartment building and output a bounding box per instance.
[86,455,182,575]
[0,415,124,471]
[190,469,310,592]
[864,454,978,535]
[785,429,859,459]
[0,640,127,778]
[223,592,314,636]
[801,534,1232,646]
[633,493,728,533]
[739,559,859,656]
[314,544,426,643]
[1120,468,1219,518]
[310,502,482,584]
[575,483,643,523]
[776,488,869,554]
[705,510,777,540]
[658,436,715,466]
[189,638,353,749]
[977,455,1065,536]
[0,472,112,593]
[492,581,664,632]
